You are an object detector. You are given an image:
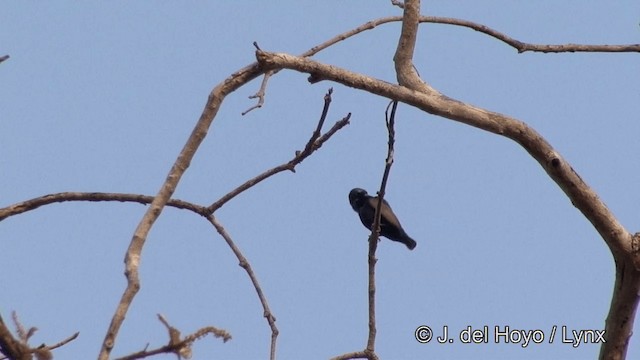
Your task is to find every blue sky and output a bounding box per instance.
[1,2,639,359]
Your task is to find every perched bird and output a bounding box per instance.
[348,188,417,250]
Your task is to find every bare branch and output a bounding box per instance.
[394,0,438,94]
[600,260,640,360]
[207,215,276,360]
[312,87,333,139]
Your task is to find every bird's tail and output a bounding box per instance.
[403,236,417,250]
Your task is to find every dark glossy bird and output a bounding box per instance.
[348,188,417,250]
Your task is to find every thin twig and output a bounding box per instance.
[394,0,437,94]
[40,332,80,353]
[0,192,207,222]
[311,88,333,141]
[425,16,640,53]
[207,215,277,360]
[242,70,273,115]
[209,89,349,212]
[365,228,378,354]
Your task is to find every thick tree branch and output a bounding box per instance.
[394,0,438,94]
[601,259,640,360]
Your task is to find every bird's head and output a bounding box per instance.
[348,188,369,211]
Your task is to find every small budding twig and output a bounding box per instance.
[0,311,79,360]
[207,215,279,360]
[114,314,231,360]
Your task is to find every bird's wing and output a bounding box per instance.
[367,197,402,228]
